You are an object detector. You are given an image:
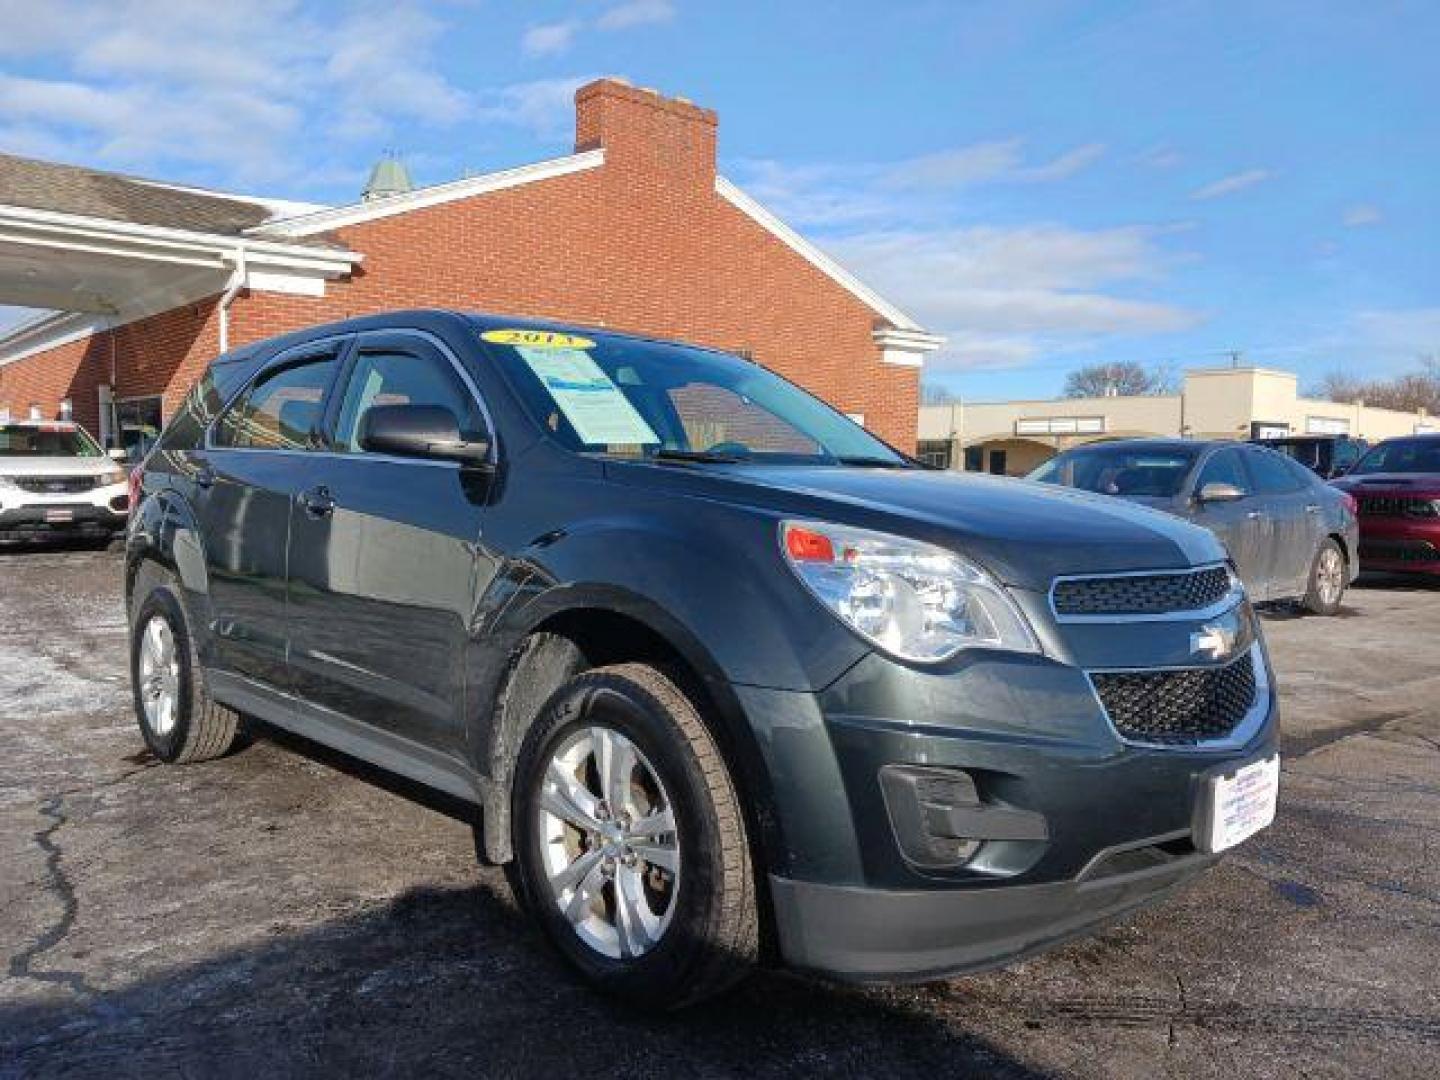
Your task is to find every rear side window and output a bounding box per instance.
[1246,448,1304,494]
[1195,449,1252,495]
[331,345,486,452]
[212,355,338,450]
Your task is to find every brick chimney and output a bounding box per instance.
[574,78,717,184]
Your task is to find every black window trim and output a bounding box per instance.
[312,327,498,470]
[205,333,354,454]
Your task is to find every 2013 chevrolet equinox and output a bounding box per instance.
[126,310,1279,1007]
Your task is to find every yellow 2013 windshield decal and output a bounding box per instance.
[481,329,596,350]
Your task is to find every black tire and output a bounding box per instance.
[509,663,758,1009]
[1302,538,1347,616]
[128,563,240,763]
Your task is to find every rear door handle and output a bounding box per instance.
[193,462,216,489]
[1246,510,1263,520]
[300,484,335,518]
[1306,503,1322,514]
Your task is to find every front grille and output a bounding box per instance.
[1360,539,1439,564]
[1092,652,1257,745]
[8,475,100,494]
[1357,495,1438,518]
[1053,566,1233,617]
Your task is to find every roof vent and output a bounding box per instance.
[362,152,414,201]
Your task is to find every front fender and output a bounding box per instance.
[125,485,217,660]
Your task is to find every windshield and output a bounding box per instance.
[0,424,102,457]
[481,329,907,466]
[1349,437,1440,475]
[1029,444,1200,497]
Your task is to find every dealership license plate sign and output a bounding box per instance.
[1203,755,1279,853]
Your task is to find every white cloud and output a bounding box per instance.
[0,0,487,186]
[1342,203,1383,227]
[1136,144,1183,169]
[596,0,676,31]
[523,20,582,58]
[476,76,602,140]
[1190,168,1274,201]
[1353,308,1440,352]
[824,225,1199,372]
[882,139,1105,190]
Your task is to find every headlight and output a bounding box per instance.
[780,520,1040,662]
[99,467,125,486]
[0,475,15,490]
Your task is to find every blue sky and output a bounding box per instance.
[1,0,1436,399]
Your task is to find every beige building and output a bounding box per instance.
[918,366,1436,475]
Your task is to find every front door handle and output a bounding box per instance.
[1305,503,1322,514]
[300,485,335,518]
[193,461,216,489]
[1246,510,1263,520]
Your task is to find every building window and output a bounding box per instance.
[1305,416,1351,435]
[916,439,952,469]
[113,396,164,463]
[963,446,984,472]
[1015,416,1106,435]
[988,449,1008,475]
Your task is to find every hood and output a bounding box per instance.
[606,463,1225,590]
[1333,473,1440,498]
[0,456,122,478]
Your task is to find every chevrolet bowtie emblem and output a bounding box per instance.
[1190,623,1238,661]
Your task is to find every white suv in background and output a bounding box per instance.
[0,421,130,544]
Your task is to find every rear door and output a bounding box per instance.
[1243,445,1314,596]
[285,329,500,759]
[1188,447,1270,594]
[195,341,347,685]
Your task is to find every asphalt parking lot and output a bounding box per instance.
[1,544,1437,1079]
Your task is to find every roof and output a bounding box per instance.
[0,152,335,246]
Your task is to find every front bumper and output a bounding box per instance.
[736,631,1278,981]
[771,837,1215,981]
[1356,518,1440,574]
[0,484,129,540]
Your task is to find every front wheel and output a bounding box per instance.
[509,663,758,1008]
[1303,538,1348,615]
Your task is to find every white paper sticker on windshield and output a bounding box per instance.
[517,347,659,446]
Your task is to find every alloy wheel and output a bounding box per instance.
[138,614,181,736]
[536,723,680,960]
[1316,547,1345,606]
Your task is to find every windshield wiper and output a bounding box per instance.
[647,449,747,465]
[834,455,914,469]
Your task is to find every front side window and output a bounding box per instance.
[1245,448,1304,494]
[1195,449,1253,495]
[332,346,486,452]
[483,331,905,466]
[213,354,337,450]
[0,424,102,457]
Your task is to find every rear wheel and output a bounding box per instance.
[1303,539,1347,615]
[509,663,758,1008]
[129,565,240,762]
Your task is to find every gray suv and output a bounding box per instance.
[126,311,1279,1007]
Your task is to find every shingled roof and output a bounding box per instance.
[0,152,335,245]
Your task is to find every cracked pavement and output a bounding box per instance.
[1,544,1437,1078]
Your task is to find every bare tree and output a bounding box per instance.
[921,383,961,405]
[1063,361,1160,398]
[1314,358,1440,413]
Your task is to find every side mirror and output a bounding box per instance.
[1197,481,1246,503]
[107,447,128,462]
[359,404,493,469]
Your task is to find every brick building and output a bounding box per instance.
[0,79,941,455]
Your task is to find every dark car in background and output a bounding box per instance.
[1251,434,1368,479]
[1331,434,1440,576]
[1029,438,1359,613]
[124,310,1279,1007]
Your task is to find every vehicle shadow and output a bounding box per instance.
[0,535,120,558]
[0,881,1051,1080]
[1351,571,1440,593]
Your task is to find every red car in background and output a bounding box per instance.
[1331,434,1440,575]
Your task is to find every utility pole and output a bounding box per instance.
[1227,349,1243,369]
